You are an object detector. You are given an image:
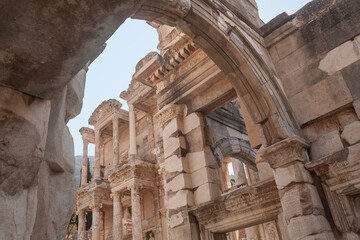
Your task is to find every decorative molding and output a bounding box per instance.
[135,52,160,72]
[79,127,94,135]
[120,80,144,101]
[190,179,280,233]
[154,104,185,127]
[88,99,123,125]
[306,146,360,195]
[260,136,309,168]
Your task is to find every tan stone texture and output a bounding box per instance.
[2,0,360,239]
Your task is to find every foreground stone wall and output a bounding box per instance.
[0,65,88,239]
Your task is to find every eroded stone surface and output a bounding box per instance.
[2,0,360,239]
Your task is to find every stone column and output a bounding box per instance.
[92,205,101,240]
[129,104,137,156]
[94,129,101,179]
[245,226,260,240]
[113,116,119,166]
[77,210,86,240]
[131,185,142,240]
[81,139,89,186]
[113,191,123,240]
[262,136,335,240]
[232,159,247,186]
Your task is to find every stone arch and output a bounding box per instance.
[213,137,257,170]
[0,0,301,146]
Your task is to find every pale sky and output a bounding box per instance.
[68,1,312,156]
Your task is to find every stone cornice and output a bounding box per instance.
[121,42,198,100]
[79,127,94,135]
[88,99,126,126]
[79,127,95,142]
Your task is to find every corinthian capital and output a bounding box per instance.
[155,104,185,127]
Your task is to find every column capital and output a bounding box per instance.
[128,103,135,111]
[155,104,185,127]
[130,183,142,193]
[76,209,86,216]
[111,191,122,199]
[112,115,119,122]
[260,136,309,168]
[90,203,103,211]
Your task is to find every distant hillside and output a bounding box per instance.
[75,156,95,185]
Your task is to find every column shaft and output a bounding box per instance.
[78,210,86,240]
[129,104,137,156]
[131,186,142,240]
[94,129,101,179]
[81,140,89,186]
[92,207,100,240]
[113,117,119,166]
[113,192,123,239]
[232,159,247,186]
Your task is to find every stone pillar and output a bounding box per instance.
[113,191,123,240]
[131,185,142,240]
[81,139,89,186]
[245,226,260,240]
[94,129,101,179]
[157,107,209,239]
[129,104,137,156]
[77,210,86,240]
[113,116,119,166]
[92,205,101,240]
[232,159,247,186]
[262,136,335,240]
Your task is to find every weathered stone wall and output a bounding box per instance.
[265,0,360,127]
[1,0,360,239]
[263,1,360,238]
[0,65,87,239]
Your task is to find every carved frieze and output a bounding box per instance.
[306,146,360,195]
[76,182,111,210]
[190,179,281,233]
[88,99,124,125]
[108,162,158,190]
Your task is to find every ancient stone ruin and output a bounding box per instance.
[1,0,360,239]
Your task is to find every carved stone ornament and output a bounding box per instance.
[88,99,122,125]
[154,104,185,127]
[261,136,310,168]
[135,52,159,72]
[79,127,94,135]
[120,80,143,101]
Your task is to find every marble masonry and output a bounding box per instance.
[0,0,360,239]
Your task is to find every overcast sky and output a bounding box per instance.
[68,1,312,156]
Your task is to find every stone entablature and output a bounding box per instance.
[191,179,281,233]
[88,99,129,127]
[79,127,95,143]
[108,161,158,192]
[77,181,111,211]
[306,145,360,195]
